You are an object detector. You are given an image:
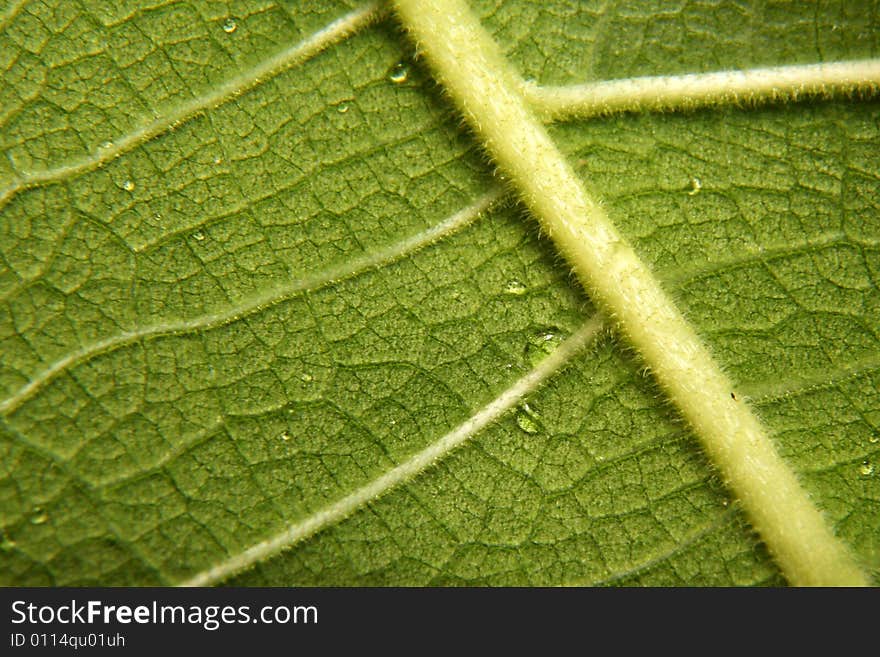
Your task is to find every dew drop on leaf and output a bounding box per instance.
[515,403,541,434]
[301,373,313,382]
[869,435,879,444]
[222,17,237,33]
[388,62,409,84]
[279,431,292,442]
[516,413,540,434]
[122,179,135,192]
[193,231,205,241]
[687,177,702,195]
[859,460,874,476]
[30,510,48,525]
[504,280,527,295]
[525,328,564,365]
[337,102,350,114]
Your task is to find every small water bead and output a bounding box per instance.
[30,510,48,525]
[531,329,561,345]
[388,62,409,84]
[525,328,564,365]
[336,102,350,114]
[122,179,135,192]
[301,373,313,382]
[516,413,539,434]
[687,177,702,196]
[859,460,874,476]
[279,431,292,442]
[515,403,541,434]
[222,17,237,33]
[504,280,527,295]
[869,434,879,444]
[193,231,205,241]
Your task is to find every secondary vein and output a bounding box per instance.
[0,188,502,416]
[392,0,869,586]
[0,3,384,209]
[179,315,605,586]
[526,59,880,121]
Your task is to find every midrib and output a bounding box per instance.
[391,0,869,586]
[3,1,878,587]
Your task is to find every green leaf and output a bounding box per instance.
[1,0,878,586]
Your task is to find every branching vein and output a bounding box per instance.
[179,315,605,586]
[526,59,880,121]
[0,2,384,209]
[0,188,502,416]
[392,0,870,586]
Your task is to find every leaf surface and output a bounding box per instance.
[1,0,878,585]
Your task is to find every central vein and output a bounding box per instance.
[392,0,868,586]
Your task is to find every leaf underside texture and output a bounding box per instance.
[0,0,878,586]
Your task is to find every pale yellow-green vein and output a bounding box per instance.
[392,0,870,586]
[180,315,606,586]
[526,59,880,121]
[0,3,384,209]
[0,189,502,416]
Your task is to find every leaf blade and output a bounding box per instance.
[1,0,878,585]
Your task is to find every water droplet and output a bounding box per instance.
[721,499,729,507]
[525,328,564,365]
[122,179,135,192]
[30,510,48,525]
[213,155,223,165]
[99,140,114,150]
[869,435,879,444]
[504,280,527,295]
[687,177,702,196]
[388,62,409,84]
[337,102,350,114]
[222,17,237,33]
[193,231,205,241]
[153,213,162,223]
[859,460,874,476]
[301,373,313,382]
[516,413,540,434]
[279,431,292,442]
[515,403,541,434]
